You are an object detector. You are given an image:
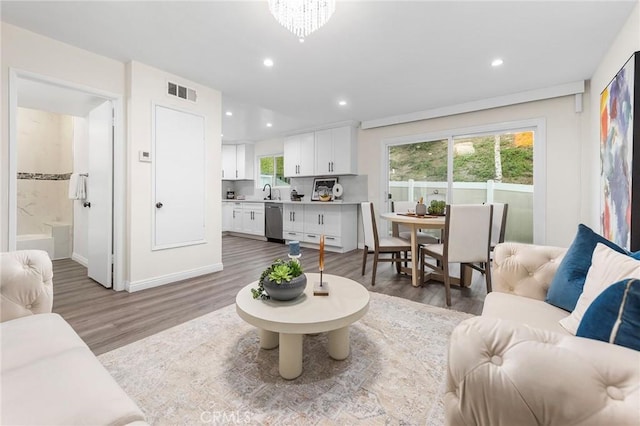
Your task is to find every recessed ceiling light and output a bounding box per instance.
[299,38,305,43]
[338,100,347,106]
[491,58,504,67]
[221,133,224,137]
[266,123,273,128]
[225,111,233,116]
[263,58,274,67]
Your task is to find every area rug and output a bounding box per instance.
[98,292,473,425]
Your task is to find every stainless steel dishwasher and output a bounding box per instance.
[264,203,283,242]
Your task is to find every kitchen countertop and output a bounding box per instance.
[222,199,363,205]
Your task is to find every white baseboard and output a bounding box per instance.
[125,262,224,293]
[71,252,88,267]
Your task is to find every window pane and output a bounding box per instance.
[275,156,289,186]
[452,133,533,184]
[259,157,273,186]
[388,139,448,203]
[260,157,274,175]
[452,131,533,243]
[258,155,289,187]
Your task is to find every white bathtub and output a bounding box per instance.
[16,234,54,259]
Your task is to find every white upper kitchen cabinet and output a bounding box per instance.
[314,126,357,176]
[235,144,253,180]
[222,143,254,180]
[284,132,314,177]
[221,145,236,180]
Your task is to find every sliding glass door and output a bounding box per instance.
[386,126,536,243]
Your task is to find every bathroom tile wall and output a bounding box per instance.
[17,107,73,235]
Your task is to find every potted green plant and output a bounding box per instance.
[251,258,306,301]
[428,200,446,215]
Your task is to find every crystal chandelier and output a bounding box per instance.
[268,0,336,41]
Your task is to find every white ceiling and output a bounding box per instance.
[1,1,636,142]
[17,77,110,117]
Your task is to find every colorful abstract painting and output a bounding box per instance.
[600,52,640,251]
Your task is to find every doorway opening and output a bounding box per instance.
[8,70,125,290]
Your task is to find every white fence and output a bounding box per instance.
[389,180,533,243]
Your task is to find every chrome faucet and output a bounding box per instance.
[263,183,272,200]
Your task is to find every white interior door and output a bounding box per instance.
[87,101,113,288]
[154,105,205,248]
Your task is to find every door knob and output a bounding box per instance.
[156,202,163,208]
[83,202,91,208]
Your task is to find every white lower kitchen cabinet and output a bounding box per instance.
[231,203,244,233]
[242,204,265,236]
[222,203,233,232]
[286,203,357,253]
[283,204,304,233]
[224,201,357,250]
[227,202,265,237]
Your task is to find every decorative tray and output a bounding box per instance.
[397,213,442,218]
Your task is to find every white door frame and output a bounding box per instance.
[8,68,126,291]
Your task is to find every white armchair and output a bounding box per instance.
[0,250,147,425]
[445,242,640,426]
[1,249,53,322]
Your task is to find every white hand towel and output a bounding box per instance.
[68,173,79,199]
[76,175,87,200]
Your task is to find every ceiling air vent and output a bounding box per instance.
[167,81,197,103]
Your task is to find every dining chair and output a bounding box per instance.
[391,201,441,244]
[489,202,508,249]
[419,204,493,306]
[361,202,412,286]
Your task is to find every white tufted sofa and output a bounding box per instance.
[445,242,640,426]
[0,250,147,425]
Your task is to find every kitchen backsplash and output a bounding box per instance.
[221,175,368,202]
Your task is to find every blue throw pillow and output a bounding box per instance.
[546,224,628,312]
[576,279,640,351]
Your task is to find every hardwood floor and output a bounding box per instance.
[52,235,486,355]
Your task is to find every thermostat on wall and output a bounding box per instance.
[139,151,151,162]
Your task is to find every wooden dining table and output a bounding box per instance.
[380,212,445,287]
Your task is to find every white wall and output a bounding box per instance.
[255,137,284,159]
[586,1,640,230]
[2,23,225,292]
[127,61,222,289]
[1,22,126,250]
[358,95,587,247]
[225,138,284,200]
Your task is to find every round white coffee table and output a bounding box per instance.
[235,273,370,380]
